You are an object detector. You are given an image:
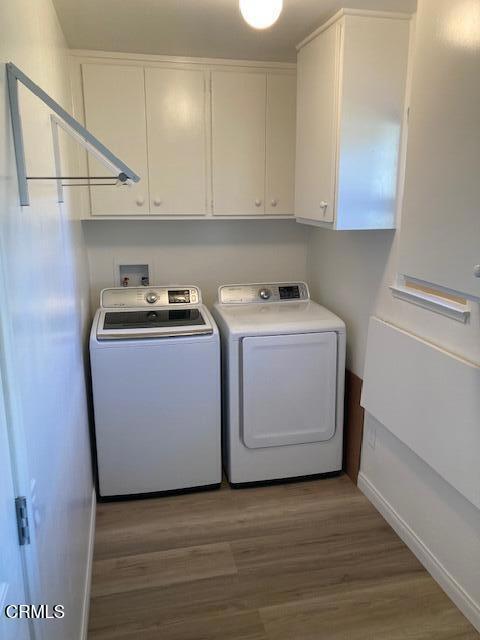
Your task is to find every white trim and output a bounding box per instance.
[295,217,396,231]
[296,9,412,51]
[358,472,480,633]
[80,488,96,640]
[70,49,296,70]
[390,284,470,323]
[81,215,295,222]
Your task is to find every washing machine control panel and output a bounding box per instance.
[219,282,310,304]
[101,286,201,308]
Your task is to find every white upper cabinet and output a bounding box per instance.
[295,10,411,230]
[82,64,149,216]
[211,71,267,216]
[77,56,295,219]
[145,67,207,215]
[266,73,297,215]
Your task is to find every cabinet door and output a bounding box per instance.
[265,73,296,215]
[399,0,480,298]
[82,64,149,216]
[145,67,207,215]
[211,71,266,215]
[295,24,340,223]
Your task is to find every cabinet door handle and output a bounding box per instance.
[270,199,278,207]
[153,198,162,207]
[136,196,145,206]
[320,201,328,210]
[255,199,262,207]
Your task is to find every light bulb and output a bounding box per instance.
[239,0,283,30]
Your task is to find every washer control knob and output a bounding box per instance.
[259,288,271,300]
[145,292,158,304]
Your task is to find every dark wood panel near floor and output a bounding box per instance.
[343,369,365,483]
[88,476,478,640]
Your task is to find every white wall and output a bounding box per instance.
[307,230,395,376]
[84,219,309,309]
[307,2,480,629]
[0,1,93,638]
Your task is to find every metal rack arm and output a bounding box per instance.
[6,62,141,206]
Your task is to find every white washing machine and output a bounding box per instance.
[90,286,221,499]
[212,282,346,486]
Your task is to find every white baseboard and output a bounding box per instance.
[80,487,96,640]
[358,472,480,633]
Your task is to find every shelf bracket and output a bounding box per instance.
[6,62,141,206]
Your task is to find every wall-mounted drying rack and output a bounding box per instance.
[6,62,140,206]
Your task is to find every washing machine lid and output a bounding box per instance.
[96,286,213,340]
[96,307,213,340]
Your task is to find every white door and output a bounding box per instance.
[295,24,340,223]
[145,67,207,215]
[211,71,266,215]
[241,333,337,448]
[398,0,480,298]
[265,73,296,215]
[0,375,31,640]
[82,63,149,216]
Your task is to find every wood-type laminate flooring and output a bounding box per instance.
[88,475,478,639]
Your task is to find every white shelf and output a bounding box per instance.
[390,284,471,323]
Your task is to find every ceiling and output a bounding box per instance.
[53,0,416,62]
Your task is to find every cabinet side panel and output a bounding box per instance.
[336,16,410,230]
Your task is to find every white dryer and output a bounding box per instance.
[212,282,346,485]
[90,286,221,499]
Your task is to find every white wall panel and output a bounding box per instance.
[362,317,480,509]
[0,1,93,638]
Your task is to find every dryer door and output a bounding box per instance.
[241,332,337,449]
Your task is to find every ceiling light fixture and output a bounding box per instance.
[239,0,283,30]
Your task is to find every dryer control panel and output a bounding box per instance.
[218,282,310,304]
[101,286,201,308]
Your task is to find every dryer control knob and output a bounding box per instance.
[259,288,271,300]
[145,292,158,304]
